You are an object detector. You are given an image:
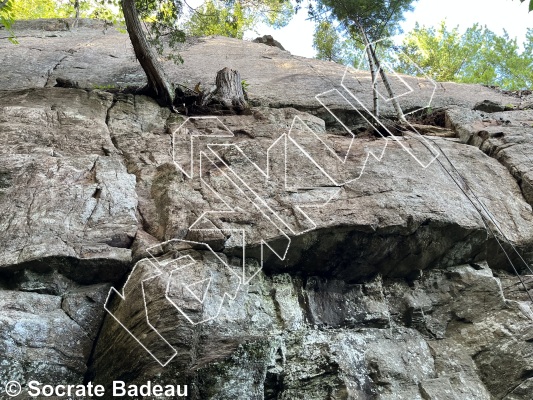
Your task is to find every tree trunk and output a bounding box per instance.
[201,67,247,112]
[357,22,406,123]
[364,44,379,118]
[72,0,80,28]
[121,0,175,106]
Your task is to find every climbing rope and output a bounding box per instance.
[413,134,533,303]
[295,51,533,302]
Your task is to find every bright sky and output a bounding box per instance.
[246,0,533,58]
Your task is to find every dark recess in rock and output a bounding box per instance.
[0,19,532,400]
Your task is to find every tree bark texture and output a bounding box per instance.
[364,44,379,118]
[121,0,175,106]
[202,67,247,112]
[357,22,406,122]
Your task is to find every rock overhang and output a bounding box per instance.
[1,19,533,399]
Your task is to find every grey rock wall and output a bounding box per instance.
[0,19,532,400]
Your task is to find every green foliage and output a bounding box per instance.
[253,0,294,29]
[0,0,73,43]
[396,21,533,90]
[313,20,350,62]
[133,0,185,63]
[396,21,481,82]
[6,0,67,19]
[1,0,122,22]
[182,0,293,39]
[308,0,416,71]
[0,0,124,44]
[313,19,396,68]
[307,0,416,119]
[0,0,17,43]
[308,0,416,42]
[183,0,253,39]
[92,83,119,89]
[62,0,123,22]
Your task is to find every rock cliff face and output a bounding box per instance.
[0,19,532,399]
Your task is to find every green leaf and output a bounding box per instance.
[396,20,533,90]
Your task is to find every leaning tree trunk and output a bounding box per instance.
[365,44,379,118]
[121,0,175,106]
[357,22,406,123]
[201,67,247,112]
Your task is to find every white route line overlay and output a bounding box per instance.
[104,240,242,366]
[104,39,446,365]
[104,259,178,367]
[177,120,341,281]
[145,241,241,325]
